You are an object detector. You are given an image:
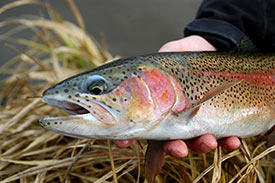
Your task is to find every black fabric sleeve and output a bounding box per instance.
[184,0,275,51]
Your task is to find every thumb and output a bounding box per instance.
[159,35,217,52]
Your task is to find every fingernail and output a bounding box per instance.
[170,148,187,157]
[120,140,131,145]
[200,143,211,152]
[115,140,131,148]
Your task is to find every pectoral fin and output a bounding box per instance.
[188,80,241,119]
[145,140,165,183]
[198,80,242,105]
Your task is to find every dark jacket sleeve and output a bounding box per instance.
[184,0,275,51]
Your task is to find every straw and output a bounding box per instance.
[0,1,274,182]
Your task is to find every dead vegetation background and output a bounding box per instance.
[0,0,274,182]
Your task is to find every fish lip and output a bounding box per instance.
[38,113,102,139]
[42,97,90,115]
[41,93,118,125]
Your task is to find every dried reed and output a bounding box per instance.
[0,1,274,182]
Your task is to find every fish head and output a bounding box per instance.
[39,57,188,139]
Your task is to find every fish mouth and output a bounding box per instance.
[39,94,117,128]
[38,93,124,139]
[44,98,90,115]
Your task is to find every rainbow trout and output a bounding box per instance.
[39,50,275,182]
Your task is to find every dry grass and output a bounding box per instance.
[0,1,274,182]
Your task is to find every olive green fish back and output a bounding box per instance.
[145,52,275,112]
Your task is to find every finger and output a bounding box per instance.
[187,134,218,153]
[218,136,241,151]
[159,40,183,52]
[163,140,188,157]
[114,140,133,148]
[267,132,275,158]
[158,35,217,52]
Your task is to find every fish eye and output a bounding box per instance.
[88,83,105,95]
[83,75,109,95]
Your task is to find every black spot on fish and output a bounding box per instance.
[64,89,69,93]
[112,98,117,102]
[75,94,80,97]
[55,91,59,94]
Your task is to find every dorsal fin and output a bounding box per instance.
[231,36,259,52]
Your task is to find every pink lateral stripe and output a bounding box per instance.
[207,71,275,86]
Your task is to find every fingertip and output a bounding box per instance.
[158,36,217,52]
[219,136,241,151]
[187,134,218,153]
[158,41,182,52]
[200,135,218,153]
[114,140,133,148]
[163,140,188,157]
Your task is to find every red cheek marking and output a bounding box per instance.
[140,69,175,115]
[168,75,191,113]
[97,68,190,122]
[118,75,154,122]
[140,68,190,115]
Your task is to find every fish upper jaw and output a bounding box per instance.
[39,91,122,137]
[39,94,154,139]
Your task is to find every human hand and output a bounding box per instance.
[114,35,241,157]
[159,35,240,156]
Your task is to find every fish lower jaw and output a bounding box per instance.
[43,95,118,125]
[38,113,96,127]
[38,113,112,138]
